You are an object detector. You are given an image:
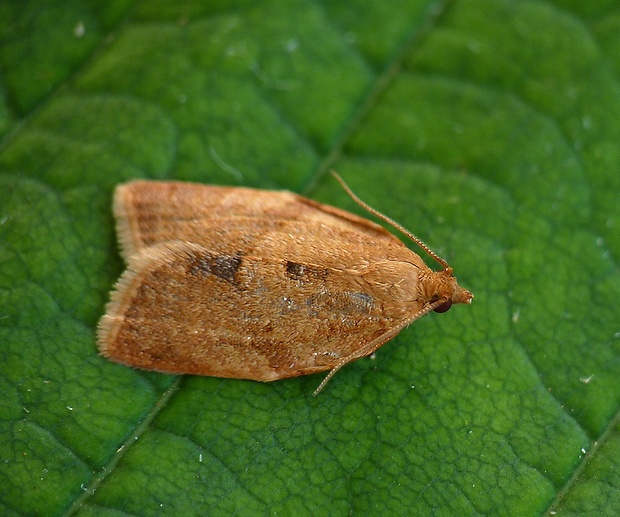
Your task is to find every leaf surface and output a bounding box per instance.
[1,1,619,515]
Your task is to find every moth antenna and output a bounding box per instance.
[330,171,449,270]
[313,365,343,396]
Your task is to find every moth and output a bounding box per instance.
[98,174,473,394]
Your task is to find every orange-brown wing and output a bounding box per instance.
[97,242,425,381]
[113,180,424,271]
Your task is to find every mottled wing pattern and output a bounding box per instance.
[98,241,418,380]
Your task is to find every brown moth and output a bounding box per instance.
[98,174,472,394]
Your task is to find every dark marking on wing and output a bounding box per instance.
[286,261,305,279]
[188,252,243,284]
[212,254,242,283]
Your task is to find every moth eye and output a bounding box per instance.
[433,300,453,313]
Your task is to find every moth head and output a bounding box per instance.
[424,267,473,313]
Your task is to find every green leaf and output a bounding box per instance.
[1,0,619,515]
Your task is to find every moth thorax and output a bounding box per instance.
[360,260,422,303]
